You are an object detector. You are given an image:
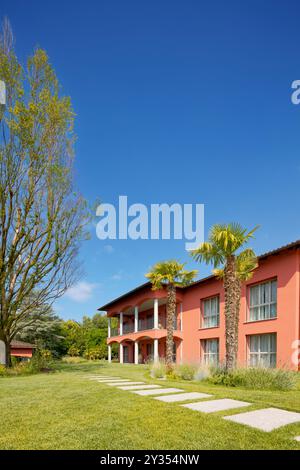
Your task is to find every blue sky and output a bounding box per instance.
[3,0,300,320]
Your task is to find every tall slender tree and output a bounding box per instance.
[191,223,258,370]
[0,19,89,365]
[146,261,197,372]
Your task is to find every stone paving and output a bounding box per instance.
[106,381,145,386]
[86,374,300,434]
[224,408,300,432]
[182,398,250,413]
[154,392,212,402]
[118,384,161,390]
[132,387,183,396]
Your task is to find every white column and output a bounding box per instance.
[134,306,138,332]
[153,298,158,329]
[134,341,139,364]
[108,317,111,338]
[119,343,123,364]
[154,339,159,363]
[119,312,123,335]
[108,344,112,363]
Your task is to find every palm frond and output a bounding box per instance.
[146,260,197,289]
[235,248,258,281]
[190,242,224,267]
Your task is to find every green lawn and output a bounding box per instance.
[0,361,300,450]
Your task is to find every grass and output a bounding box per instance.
[0,361,300,449]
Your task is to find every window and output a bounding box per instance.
[202,339,219,365]
[249,279,277,321]
[248,333,276,368]
[202,296,219,328]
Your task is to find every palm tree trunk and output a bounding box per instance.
[166,284,176,372]
[234,278,242,366]
[224,256,238,370]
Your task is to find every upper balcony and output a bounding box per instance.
[107,296,183,344]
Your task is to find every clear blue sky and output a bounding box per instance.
[4,0,300,320]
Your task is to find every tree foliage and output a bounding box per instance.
[0,19,89,364]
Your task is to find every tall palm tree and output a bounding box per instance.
[191,223,258,370]
[146,261,197,372]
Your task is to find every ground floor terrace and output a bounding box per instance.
[108,336,182,364]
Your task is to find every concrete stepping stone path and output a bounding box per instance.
[154,392,212,403]
[106,382,145,386]
[95,379,129,383]
[224,408,300,432]
[132,388,183,396]
[182,398,250,413]
[88,377,121,380]
[118,384,161,391]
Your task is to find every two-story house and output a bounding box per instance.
[99,240,300,370]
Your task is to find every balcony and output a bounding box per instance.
[123,323,134,334]
[110,327,119,337]
[110,315,181,338]
[138,317,154,331]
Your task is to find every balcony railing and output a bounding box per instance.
[110,327,119,337]
[138,317,154,331]
[109,316,181,337]
[123,323,134,334]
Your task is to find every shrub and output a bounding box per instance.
[62,356,86,364]
[83,345,106,360]
[208,366,297,391]
[174,363,198,380]
[150,360,166,379]
[68,345,81,357]
[194,364,211,381]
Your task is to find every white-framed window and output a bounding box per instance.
[202,338,219,365]
[202,296,220,328]
[248,279,277,321]
[248,333,277,368]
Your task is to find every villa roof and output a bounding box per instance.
[98,239,300,312]
[10,340,36,349]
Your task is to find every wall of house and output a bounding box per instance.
[181,249,300,370]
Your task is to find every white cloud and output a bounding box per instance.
[111,271,123,281]
[65,281,100,303]
[103,244,114,254]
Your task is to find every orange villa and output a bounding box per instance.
[100,240,300,370]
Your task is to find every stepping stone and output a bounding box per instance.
[154,392,212,402]
[294,436,300,442]
[118,384,161,390]
[89,377,120,380]
[182,399,250,413]
[95,379,129,383]
[87,375,118,378]
[106,382,145,386]
[224,408,300,432]
[133,388,183,396]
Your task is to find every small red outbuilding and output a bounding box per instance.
[10,340,35,360]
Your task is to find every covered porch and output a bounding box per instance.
[107,335,183,364]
